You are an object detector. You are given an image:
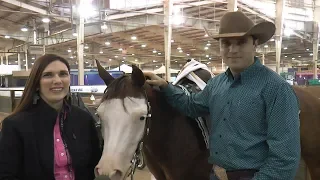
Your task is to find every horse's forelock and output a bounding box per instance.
[100,75,148,112]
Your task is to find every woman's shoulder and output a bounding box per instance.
[1,111,34,131]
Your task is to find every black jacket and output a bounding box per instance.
[0,99,102,180]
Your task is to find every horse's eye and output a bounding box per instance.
[140,116,146,121]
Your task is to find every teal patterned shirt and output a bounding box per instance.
[162,58,300,180]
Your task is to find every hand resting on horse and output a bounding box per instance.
[143,72,168,88]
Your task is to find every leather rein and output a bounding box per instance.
[124,89,152,180]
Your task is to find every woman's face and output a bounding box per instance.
[39,60,70,107]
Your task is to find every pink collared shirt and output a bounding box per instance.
[53,114,75,180]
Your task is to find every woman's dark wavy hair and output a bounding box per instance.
[10,54,71,116]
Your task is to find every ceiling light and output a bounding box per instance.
[32,57,35,60]
[109,59,112,61]
[135,59,138,61]
[153,60,157,62]
[67,49,72,53]
[204,47,209,50]
[105,41,110,45]
[119,48,123,51]
[131,36,137,40]
[4,35,10,39]
[78,0,97,19]
[179,50,183,53]
[206,55,209,58]
[306,48,309,51]
[310,53,313,56]
[21,26,28,32]
[141,44,146,48]
[206,43,211,46]
[101,22,107,30]
[153,50,157,53]
[72,28,77,36]
[270,38,275,41]
[186,53,190,56]
[99,51,103,54]
[115,56,118,58]
[158,52,161,55]
[284,28,293,36]
[42,17,50,23]
[132,54,135,55]
[177,47,181,50]
[284,47,287,50]
[171,39,174,43]
[204,34,208,37]
[84,45,89,49]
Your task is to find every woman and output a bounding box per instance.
[0,54,102,180]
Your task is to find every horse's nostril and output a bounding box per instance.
[94,167,100,175]
[113,169,122,177]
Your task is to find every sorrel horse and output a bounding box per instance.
[93,60,320,180]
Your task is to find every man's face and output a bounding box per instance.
[220,36,257,71]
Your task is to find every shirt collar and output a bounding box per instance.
[224,56,263,83]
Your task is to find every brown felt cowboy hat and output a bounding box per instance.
[204,11,275,45]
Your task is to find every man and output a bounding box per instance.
[144,11,300,180]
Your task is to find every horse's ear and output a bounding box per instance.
[95,59,114,86]
[131,65,145,87]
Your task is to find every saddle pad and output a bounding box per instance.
[178,85,210,149]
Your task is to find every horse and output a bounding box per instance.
[93,60,320,180]
[293,86,320,179]
[93,60,212,180]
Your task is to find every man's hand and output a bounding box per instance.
[143,72,168,88]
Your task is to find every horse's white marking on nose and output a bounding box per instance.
[96,97,148,179]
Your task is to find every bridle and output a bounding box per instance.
[95,87,152,180]
[124,89,152,180]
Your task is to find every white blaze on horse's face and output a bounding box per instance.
[95,96,148,180]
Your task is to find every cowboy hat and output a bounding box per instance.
[204,11,275,45]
